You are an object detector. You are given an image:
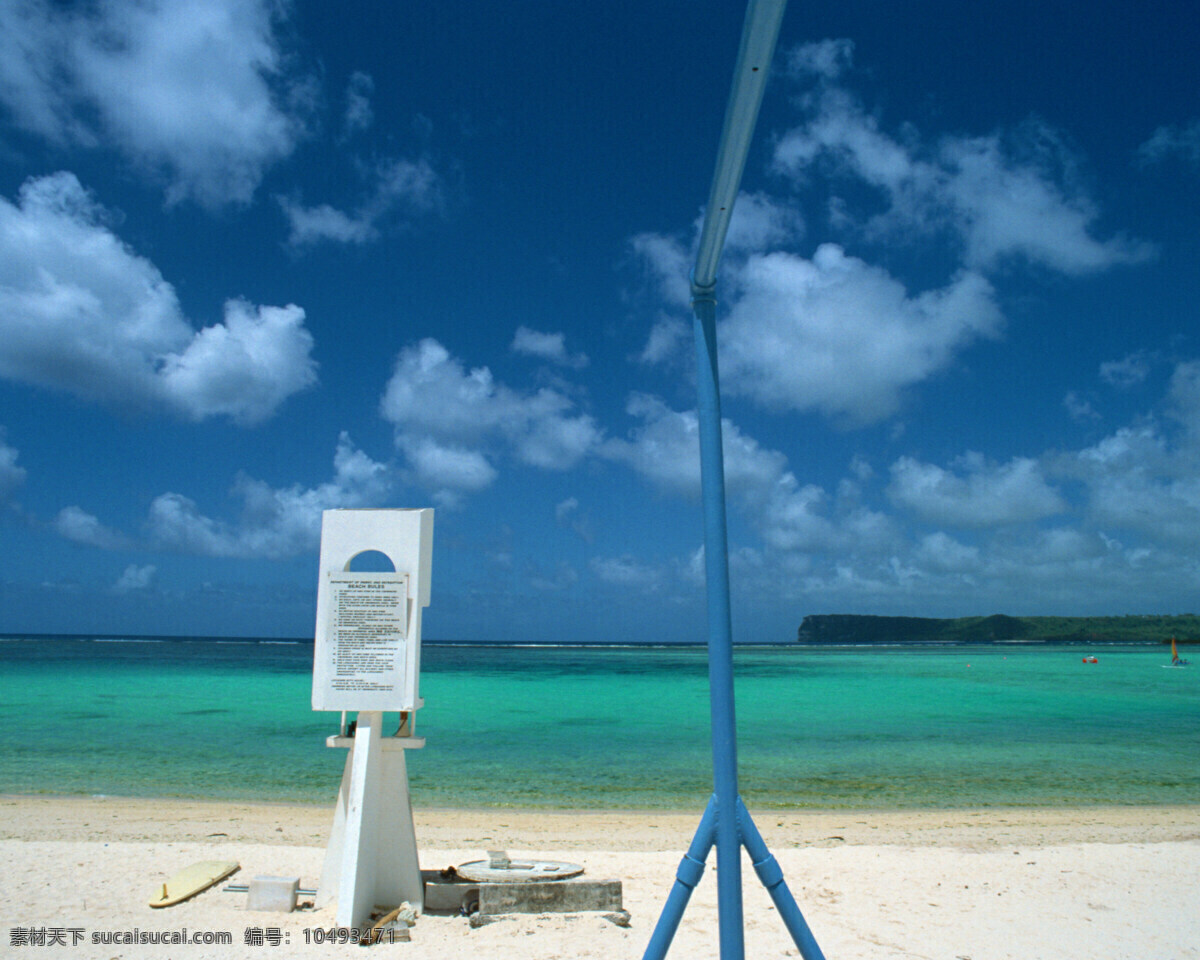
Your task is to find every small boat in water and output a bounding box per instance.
[1166,637,1189,668]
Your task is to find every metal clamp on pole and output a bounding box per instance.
[689,275,718,306]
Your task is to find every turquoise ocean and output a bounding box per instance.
[2,637,1197,809]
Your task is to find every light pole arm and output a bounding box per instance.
[692,0,788,298]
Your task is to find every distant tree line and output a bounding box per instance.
[796,614,1200,644]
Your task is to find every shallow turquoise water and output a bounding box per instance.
[1,638,1196,808]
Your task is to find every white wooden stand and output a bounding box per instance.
[311,509,434,930]
[317,710,425,926]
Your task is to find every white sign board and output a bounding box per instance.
[322,572,409,698]
[312,509,433,712]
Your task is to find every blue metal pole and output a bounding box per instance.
[642,795,718,960]
[644,3,822,958]
[737,798,827,960]
[687,5,787,957]
[691,292,744,960]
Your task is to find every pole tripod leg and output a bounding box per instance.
[736,799,826,960]
[642,796,718,960]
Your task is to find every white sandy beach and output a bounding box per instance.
[3,796,1198,959]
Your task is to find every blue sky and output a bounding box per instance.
[2,0,1199,642]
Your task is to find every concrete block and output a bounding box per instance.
[423,879,479,913]
[246,876,299,912]
[477,880,623,915]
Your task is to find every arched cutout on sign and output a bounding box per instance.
[346,549,395,572]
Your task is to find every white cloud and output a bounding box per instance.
[914,532,981,573]
[849,455,873,482]
[1090,471,1200,544]
[371,157,441,212]
[632,191,804,310]
[1034,527,1106,565]
[553,495,593,542]
[681,545,706,585]
[888,453,1066,527]
[606,359,1200,613]
[1078,424,1165,465]
[1065,420,1200,546]
[784,533,1194,614]
[279,157,441,247]
[632,44,1151,432]
[637,316,689,365]
[343,71,374,137]
[517,409,602,470]
[630,232,692,308]
[761,480,897,556]
[587,360,1200,612]
[603,393,897,557]
[381,340,508,442]
[157,300,317,425]
[713,191,804,255]
[511,327,588,369]
[530,561,579,592]
[0,0,91,145]
[147,494,234,557]
[590,555,663,592]
[787,38,855,82]
[0,429,27,501]
[54,506,128,550]
[276,202,378,246]
[1099,351,1154,388]
[600,393,789,501]
[380,339,601,503]
[0,173,316,424]
[718,245,1003,423]
[148,432,391,558]
[935,131,1151,273]
[1167,361,1200,441]
[0,0,310,207]
[396,438,497,509]
[1138,120,1200,167]
[634,202,1003,424]
[755,481,836,552]
[1064,391,1101,423]
[113,563,156,592]
[774,43,1153,274]
[599,395,703,496]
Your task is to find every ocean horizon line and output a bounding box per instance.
[0,631,717,647]
[0,631,1173,647]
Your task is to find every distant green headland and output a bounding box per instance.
[796,614,1200,645]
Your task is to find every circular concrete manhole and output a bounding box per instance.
[455,859,584,883]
